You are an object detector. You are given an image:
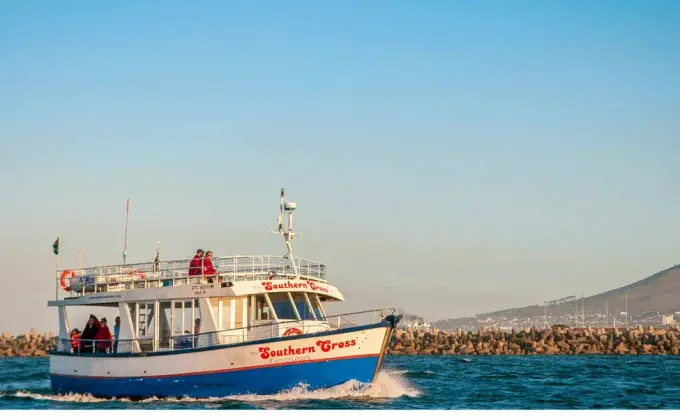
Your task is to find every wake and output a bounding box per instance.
[2,370,420,404]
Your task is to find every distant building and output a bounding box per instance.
[398,314,431,331]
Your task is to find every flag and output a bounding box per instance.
[53,237,59,255]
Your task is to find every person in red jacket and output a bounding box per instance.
[95,317,113,353]
[202,250,222,283]
[188,249,204,276]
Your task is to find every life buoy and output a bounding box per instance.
[283,327,302,336]
[267,271,277,280]
[60,270,75,291]
[128,269,146,279]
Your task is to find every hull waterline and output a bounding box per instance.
[49,316,401,399]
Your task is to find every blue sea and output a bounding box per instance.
[2,356,680,409]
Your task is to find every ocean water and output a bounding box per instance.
[2,355,680,409]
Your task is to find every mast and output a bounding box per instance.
[606,300,609,328]
[154,241,161,273]
[269,188,300,278]
[123,198,130,265]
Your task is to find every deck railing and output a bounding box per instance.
[58,255,328,295]
[52,309,396,355]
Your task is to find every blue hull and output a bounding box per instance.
[50,355,380,398]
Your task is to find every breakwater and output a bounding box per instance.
[0,330,55,357]
[3,325,680,357]
[387,325,680,355]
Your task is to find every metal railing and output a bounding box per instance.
[58,255,328,296]
[52,309,396,356]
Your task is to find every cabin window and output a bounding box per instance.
[311,296,325,320]
[183,301,193,335]
[173,301,184,336]
[292,293,315,320]
[255,295,271,320]
[194,299,201,332]
[159,301,172,348]
[128,303,137,334]
[138,302,156,338]
[268,293,298,320]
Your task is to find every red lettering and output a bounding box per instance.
[317,340,331,352]
[259,347,271,359]
[261,281,310,291]
[306,281,329,293]
[315,339,356,353]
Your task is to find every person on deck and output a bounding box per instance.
[80,315,100,352]
[188,249,204,276]
[113,316,120,353]
[96,317,113,353]
[70,329,81,353]
[202,250,222,283]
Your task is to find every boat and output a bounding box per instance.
[47,189,402,399]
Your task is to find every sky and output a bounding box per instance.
[1,1,679,334]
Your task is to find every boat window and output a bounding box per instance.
[194,299,201,332]
[139,302,155,337]
[173,301,183,336]
[311,295,325,320]
[159,301,172,349]
[128,303,137,334]
[255,295,271,320]
[183,301,192,334]
[292,293,315,320]
[268,293,298,320]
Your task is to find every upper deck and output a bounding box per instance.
[58,255,327,296]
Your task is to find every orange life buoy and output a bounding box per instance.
[128,269,146,279]
[283,327,302,336]
[60,270,75,291]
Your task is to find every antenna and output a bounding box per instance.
[278,188,284,234]
[153,241,160,273]
[269,188,301,278]
[123,198,130,265]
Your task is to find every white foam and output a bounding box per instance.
[3,371,420,405]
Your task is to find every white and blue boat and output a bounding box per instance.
[47,189,401,399]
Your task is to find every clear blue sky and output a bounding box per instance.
[1,1,679,334]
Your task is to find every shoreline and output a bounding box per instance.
[3,325,680,357]
[387,325,680,355]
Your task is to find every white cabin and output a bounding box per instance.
[47,254,366,354]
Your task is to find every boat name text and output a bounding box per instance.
[260,280,329,294]
[258,338,357,360]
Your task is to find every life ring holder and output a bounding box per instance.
[283,327,303,336]
[60,270,75,292]
[128,269,146,280]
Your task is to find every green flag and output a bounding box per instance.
[53,237,59,255]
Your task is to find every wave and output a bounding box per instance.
[0,371,420,405]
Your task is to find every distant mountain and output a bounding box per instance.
[434,264,680,329]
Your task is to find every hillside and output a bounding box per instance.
[434,264,680,329]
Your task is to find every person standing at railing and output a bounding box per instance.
[113,316,120,353]
[202,250,222,283]
[189,249,204,277]
[80,314,100,352]
[96,317,113,353]
[70,329,81,353]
